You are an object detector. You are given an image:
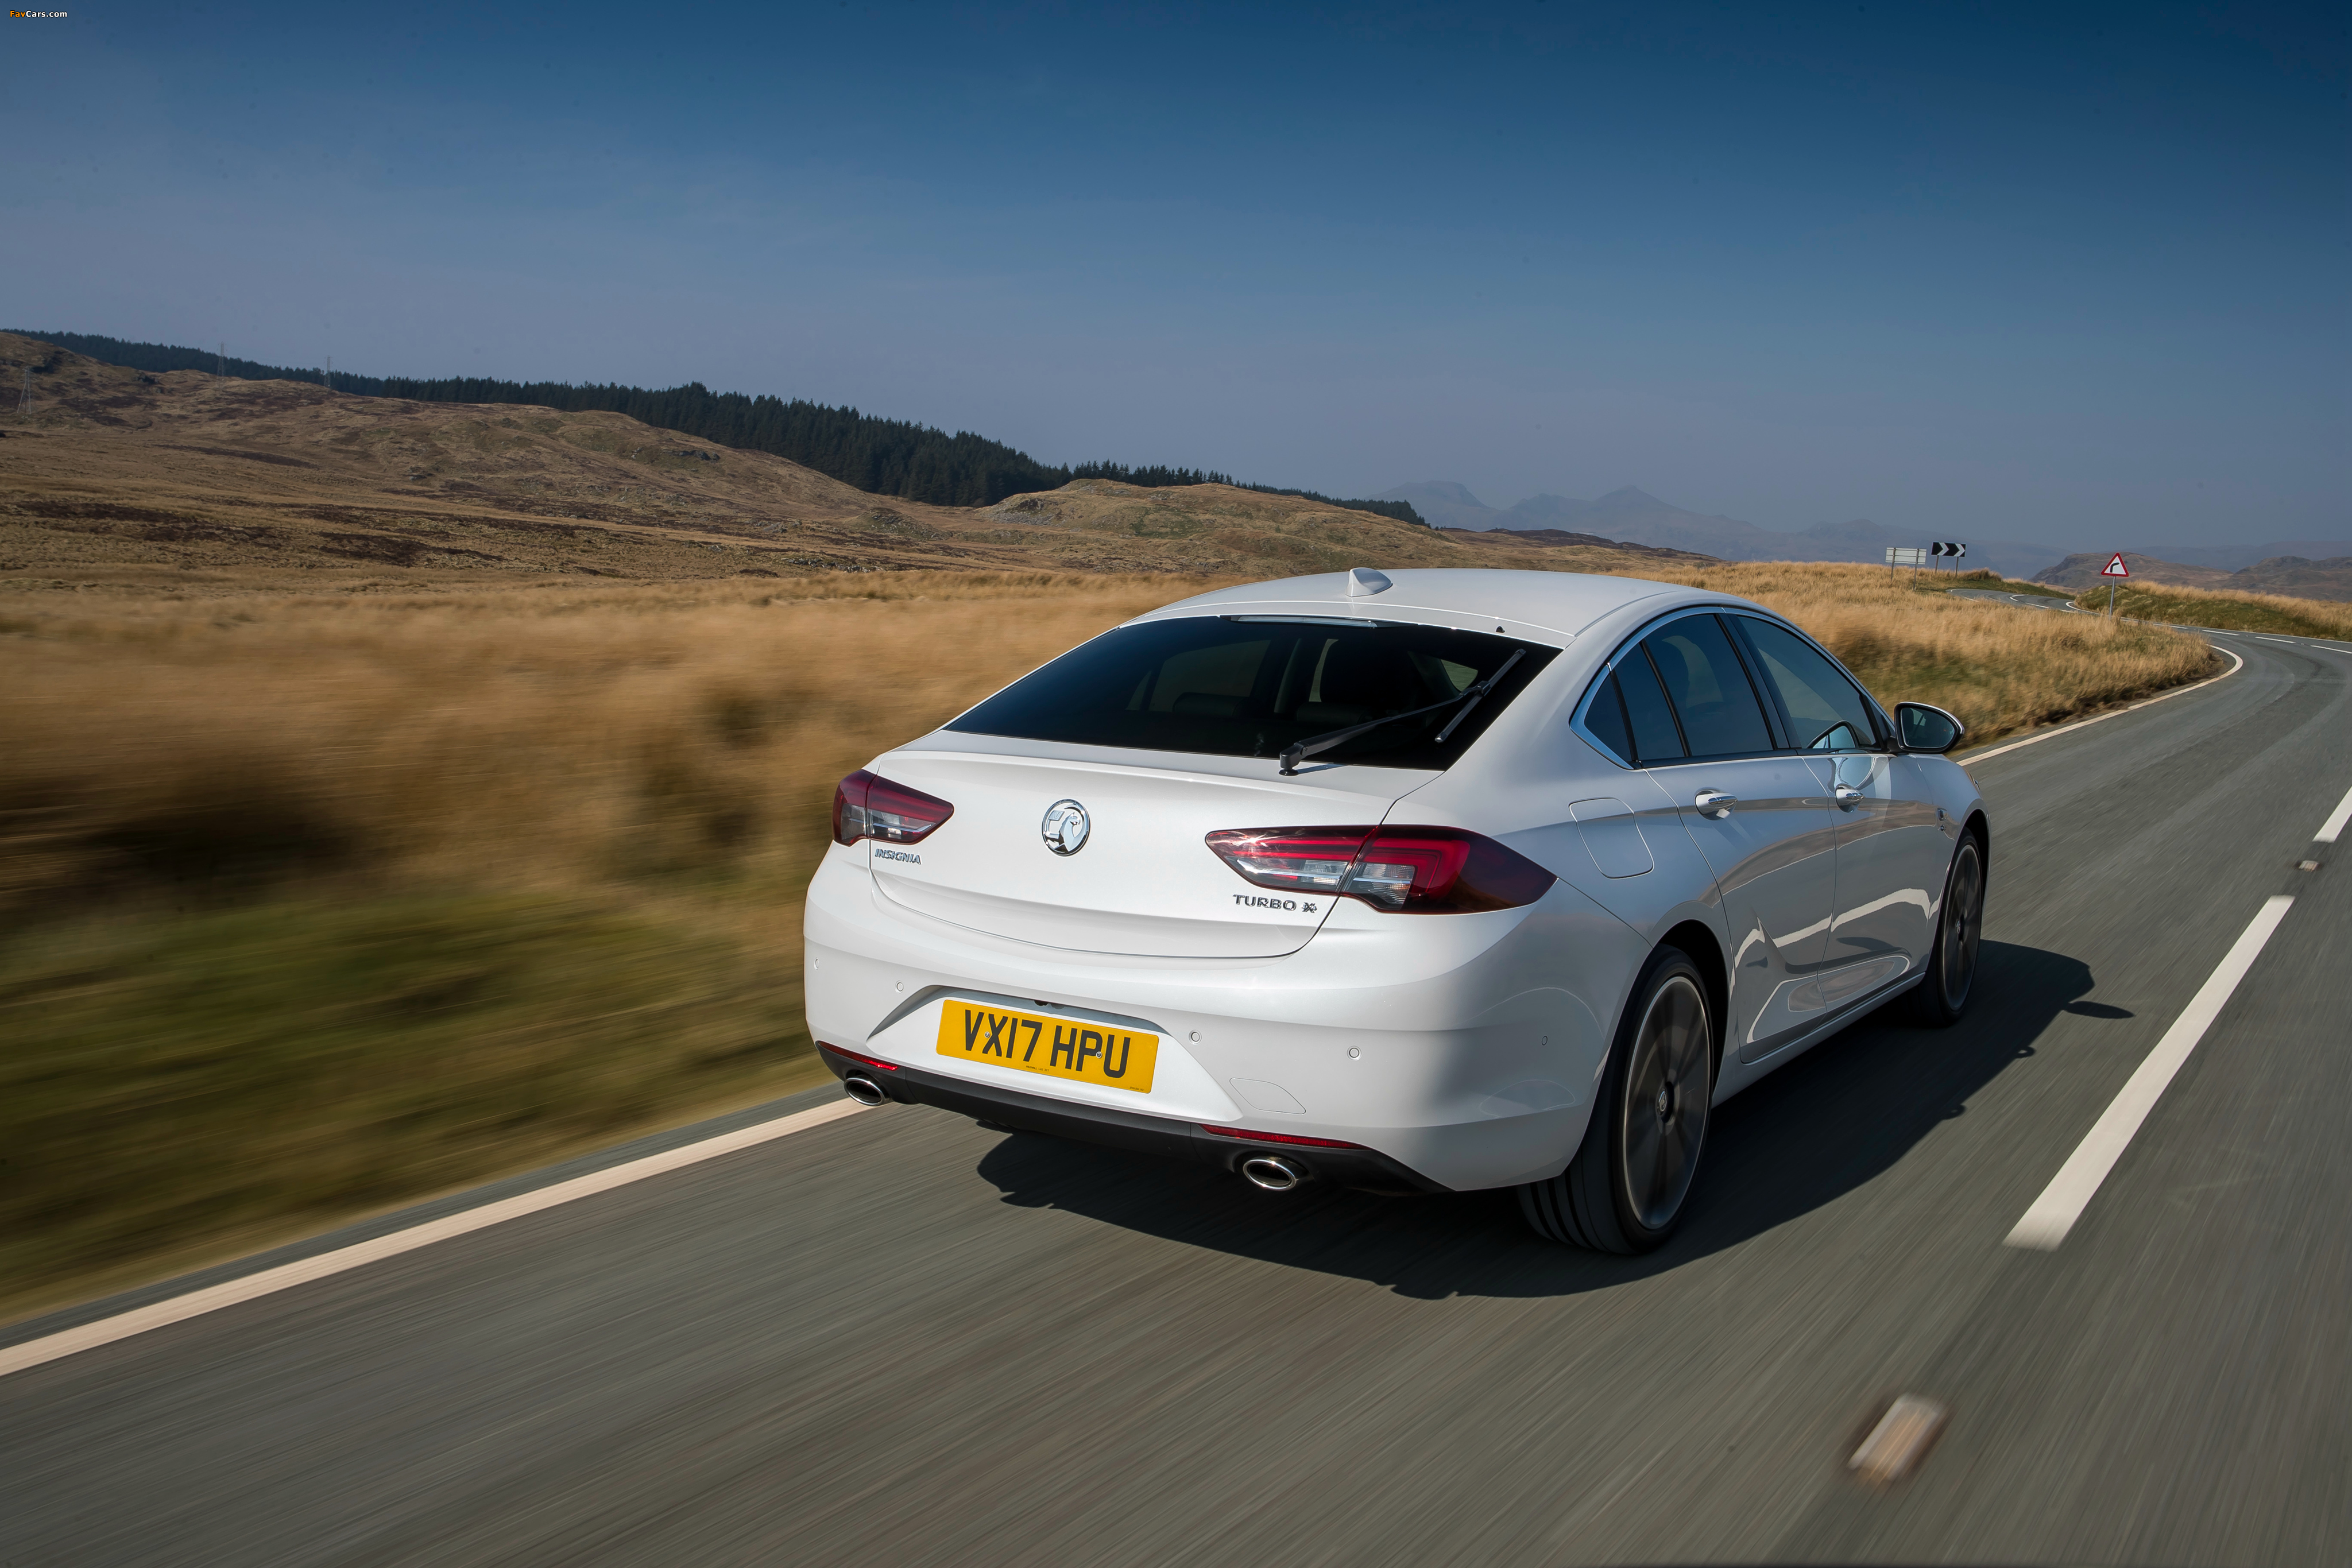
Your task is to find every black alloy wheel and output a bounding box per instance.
[1520,947,1715,1252]
[1904,834,1985,1027]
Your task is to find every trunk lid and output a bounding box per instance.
[862,749,1423,957]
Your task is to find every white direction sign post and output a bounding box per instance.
[2101,552,2129,616]
[1886,544,1970,583]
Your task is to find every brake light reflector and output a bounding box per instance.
[1205,825,1553,913]
[822,1044,899,1072]
[1198,1125,1368,1149]
[833,770,954,847]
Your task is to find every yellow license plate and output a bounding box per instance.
[934,1001,1159,1094]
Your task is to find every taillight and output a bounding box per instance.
[1205,825,1553,914]
[832,769,954,847]
[1199,826,1376,895]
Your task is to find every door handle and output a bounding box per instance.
[1693,789,1737,819]
[1834,782,1863,806]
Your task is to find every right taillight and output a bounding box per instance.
[1205,825,1553,914]
[1199,827,1376,896]
[832,769,955,847]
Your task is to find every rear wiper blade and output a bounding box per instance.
[1277,649,1526,776]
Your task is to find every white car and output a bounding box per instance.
[805,568,1986,1250]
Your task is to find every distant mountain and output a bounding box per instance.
[2234,556,2352,601]
[1374,481,1505,532]
[2037,551,2352,603]
[1436,525,1715,563]
[1380,482,2066,578]
[2034,553,2234,592]
[2110,541,2352,574]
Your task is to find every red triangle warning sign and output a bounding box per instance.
[2101,553,2130,577]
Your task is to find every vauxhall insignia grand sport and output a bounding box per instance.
[807,568,1986,1250]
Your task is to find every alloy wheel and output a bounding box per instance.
[1941,842,1983,1011]
[1619,974,1711,1231]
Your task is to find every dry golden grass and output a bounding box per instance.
[1,572,1209,916]
[2068,578,2352,640]
[1,562,2211,1319]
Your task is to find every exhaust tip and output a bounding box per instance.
[1240,1155,1305,1192]
[842,1074,888,1107]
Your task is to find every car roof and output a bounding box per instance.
[1131,568,1742,645]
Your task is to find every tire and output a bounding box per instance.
[1903,833,1986,1028]
[1519,947,1715,1252]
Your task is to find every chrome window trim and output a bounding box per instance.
[1569,604,1885,768]
[1721,610,1893,752]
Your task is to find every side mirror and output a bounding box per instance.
[1894,702,1965,754]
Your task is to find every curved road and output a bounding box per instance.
[5,629,2349,1567]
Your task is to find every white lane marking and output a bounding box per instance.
[2316,782,2352,844]
[1960,646,2244,768]
[2006,896,2296,1250]
[0,1099,869,1380]
[1849,1395,1948,1484]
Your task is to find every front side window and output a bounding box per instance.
[947,617,1556,770]
[1641,615,1775,758]
[1738,617,1879,751]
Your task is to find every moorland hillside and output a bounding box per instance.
[13,327,1423,516]
[0,334,1707,595]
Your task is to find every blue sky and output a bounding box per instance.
[5,1,2344,545]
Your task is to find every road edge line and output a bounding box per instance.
[0,1098,868,1381]
[1960,645,2244,769]
[2004,895,2295,1251]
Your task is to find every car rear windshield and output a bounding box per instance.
[946,615,1559,771]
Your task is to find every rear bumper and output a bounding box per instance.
[806,843,1653,1190]
[818,1044,1447,1194]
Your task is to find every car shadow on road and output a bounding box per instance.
[973,939,2093,1299]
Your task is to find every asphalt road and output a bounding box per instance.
[5,629,2347,1567]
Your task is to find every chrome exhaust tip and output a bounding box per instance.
[842,1074,888,1108]
[1240,1155,1305,1192]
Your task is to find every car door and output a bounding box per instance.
[1732,615,1944,981]
[1586,614,1839,1058]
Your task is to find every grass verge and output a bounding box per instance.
[0,890,827,1322]
[2070,580,2352,640]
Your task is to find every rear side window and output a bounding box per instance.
[1642,615,1775,757]
[947,616,1557,771]
[1617,653,1686,761]
[1579,641,1728,766]
[1583,672,1635,761]
[1738,617,1879,751]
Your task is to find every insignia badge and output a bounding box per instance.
[1040,799,1090,856]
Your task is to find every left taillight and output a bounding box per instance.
[832,769,955,847]
[1205,826,1554,914]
